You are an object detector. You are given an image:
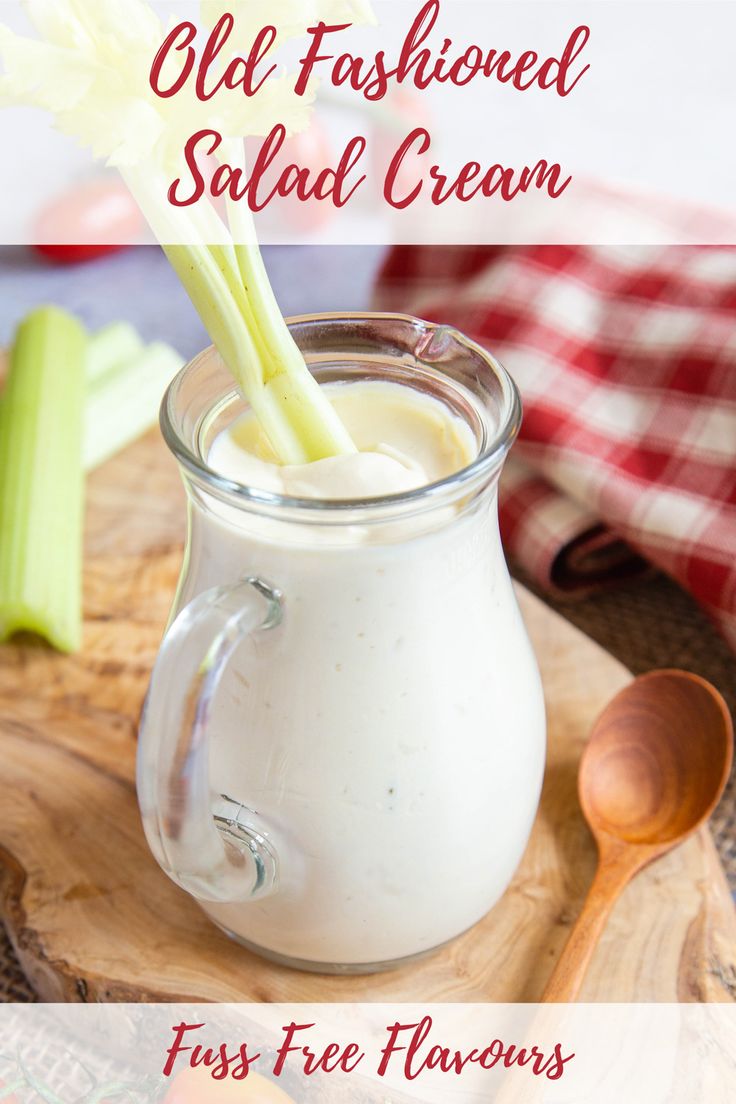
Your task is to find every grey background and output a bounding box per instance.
[0,245,387,354]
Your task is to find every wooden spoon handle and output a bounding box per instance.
[541,857,636,1003]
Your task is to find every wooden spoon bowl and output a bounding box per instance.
[581,670,733,849]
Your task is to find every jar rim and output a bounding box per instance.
[160,311,522,521]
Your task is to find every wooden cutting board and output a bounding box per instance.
[0,424,734,1004]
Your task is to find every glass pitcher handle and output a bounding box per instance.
[137,577,283,905]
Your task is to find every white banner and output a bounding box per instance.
[0,1003,735,1101]
[0,1,735,245]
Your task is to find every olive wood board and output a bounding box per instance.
[0,418,735,1003]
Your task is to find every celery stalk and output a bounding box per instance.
[84,340,184,470]
[163,238,357,466]
[0,306,87,652]
[221,140,358,464]
[0,6,365,470]
[123,165,356,467]
[87,321,144,385]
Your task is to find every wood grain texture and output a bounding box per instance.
[0,423,734,1004]
[541,671,734,1003]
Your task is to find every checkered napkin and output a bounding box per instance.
[374,244,736,650]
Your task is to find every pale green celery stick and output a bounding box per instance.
[0,306,87,652]
[164,240,335,464]
[87,321,144,385]
[220,140,358,464]
[84,341,184,470]
[122,165,355,466]
[228,237,359,463]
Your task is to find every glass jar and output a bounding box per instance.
[137,313,546,973]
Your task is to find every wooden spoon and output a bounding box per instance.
[542,669,733,1002]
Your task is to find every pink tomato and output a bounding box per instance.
[32,178,145,264]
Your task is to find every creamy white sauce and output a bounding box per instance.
[209,380,477,501]
[179,380,545,968]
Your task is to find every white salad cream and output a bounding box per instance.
[173,379,545,968]
[209,380,477,500]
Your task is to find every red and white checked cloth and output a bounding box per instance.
[374,244,736,650]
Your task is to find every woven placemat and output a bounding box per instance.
[0,925,35,1003]
[2,571,735,1003]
